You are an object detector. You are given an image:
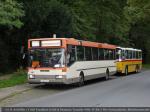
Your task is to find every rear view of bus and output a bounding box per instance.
[28,38,68,84]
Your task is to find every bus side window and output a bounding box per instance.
[92,47,98,60]
[113,50,116,60]
[132,51,134,59]
[137,51,139,59]
[85,47,92,61]
[133,51,136,59]
[125,50,129,59]
[99,48,104,60]
[139,51,142,59]
[109,50,113,60]
[116,49,121,60]
[128,50,132,59]
[136,51,138,59]
[122,50,125,60]
[67,45,76,66]
[104,49,109,60]
[77,46,84,61]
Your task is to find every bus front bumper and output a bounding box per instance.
[28,76,79,84]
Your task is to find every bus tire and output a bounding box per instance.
[125,66,128,75]
[78,72,84,87]
[105,69,110,80]
[135,65,139,73]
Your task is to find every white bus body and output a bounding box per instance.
[28,38,117,84]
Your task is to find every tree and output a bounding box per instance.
[0,0,24,73]
[90,0,129,44]
[0,0,24,28]
[0,0,150,73]
[125,0,150,63]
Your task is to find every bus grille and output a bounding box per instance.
[34,75,56,79]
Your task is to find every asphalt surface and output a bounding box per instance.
[10,70,150,107]
[0,84,72,107]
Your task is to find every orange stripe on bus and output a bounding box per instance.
[82,41,99,47]
[117,59,142,62]
[101,43,117,49]
[66,38,79,45]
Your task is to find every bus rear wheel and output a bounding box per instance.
[105,69,110,80]
[125,66,128,75]
[135,65,139,73]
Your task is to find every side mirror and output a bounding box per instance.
[20,46,26,59]
[22,53,26,59]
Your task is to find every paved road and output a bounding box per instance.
[10,70,150,107]
[0,84,73,107]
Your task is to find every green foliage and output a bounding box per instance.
[22,0,74,37]
[0,0,24,28]
[67,0,96,38]
[0,0,150,74]
[125,0,150,23]
[125,0,150,63]
[83,0,130,43]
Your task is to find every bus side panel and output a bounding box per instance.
[116,61,124,73]
[117,60,142,74]
[66,60,116,82]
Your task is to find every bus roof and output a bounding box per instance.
[117,47,142,51]
[28,38,117,49]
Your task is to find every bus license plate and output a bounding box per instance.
[40,80,49,82]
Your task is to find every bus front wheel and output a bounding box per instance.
[78,73,84,87]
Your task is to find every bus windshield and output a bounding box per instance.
[28,48,65,68]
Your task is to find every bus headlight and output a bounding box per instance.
[29,74,35,79]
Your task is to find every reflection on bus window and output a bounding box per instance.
[29,48,64,67]
[128,50,132,59]
[104,49,109,60]
[109,50,113,60]
[139,52,142,59]
[136,51,139,59]
[77,46,84,61]
[98,49,103,60]
[85,47,92,61]
[92,48,98,60]
[122,50,126,60]
[67,45,76,66]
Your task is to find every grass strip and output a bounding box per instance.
[0,71,27,88]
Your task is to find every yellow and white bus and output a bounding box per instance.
[116,47,142,75]
[27,37,117,86]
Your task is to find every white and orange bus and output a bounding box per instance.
[27,37,117,85]
[116,47,142,75]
